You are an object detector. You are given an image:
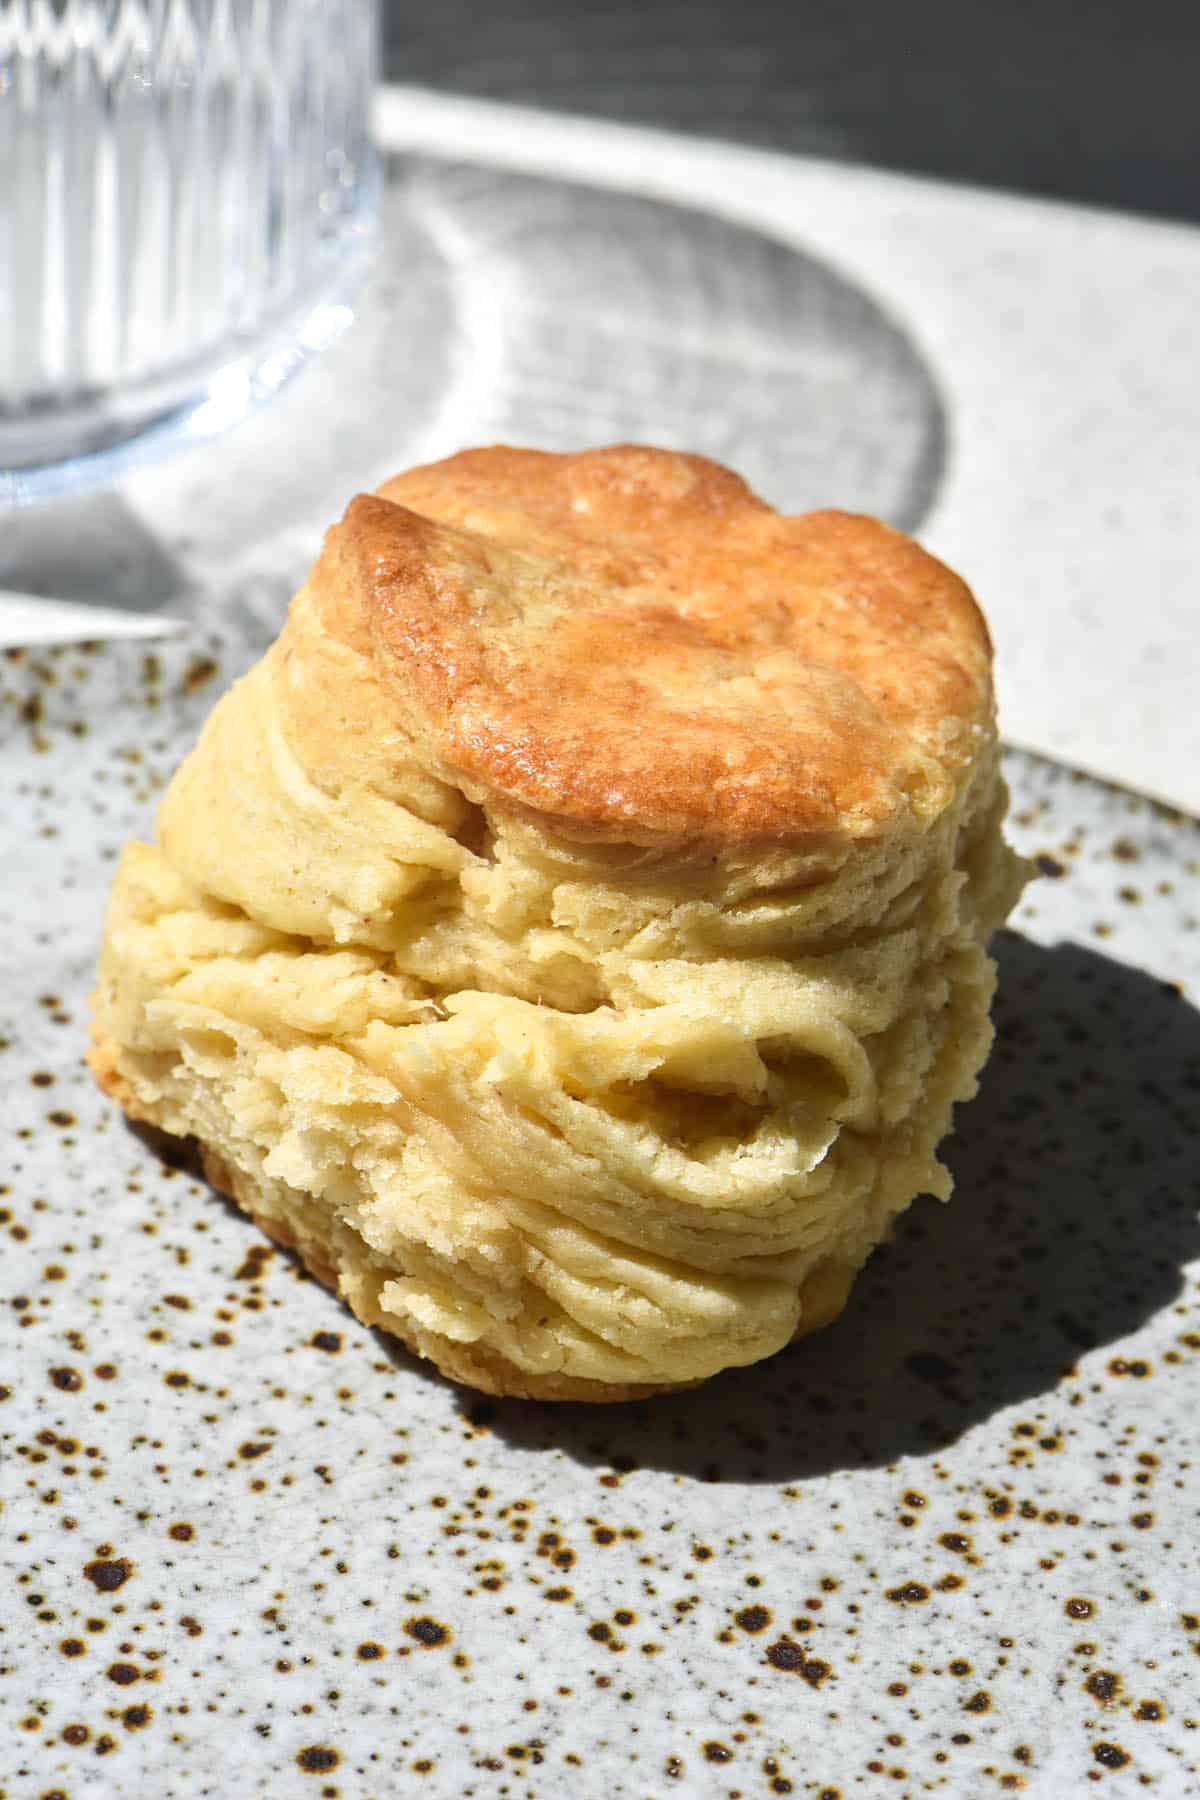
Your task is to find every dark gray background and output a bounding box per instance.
[385,0,1199,225]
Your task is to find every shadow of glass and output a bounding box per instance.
[465,932,1200,1482]
[34,153,944,618]
[403,155,946,533]
[0,492,192,613]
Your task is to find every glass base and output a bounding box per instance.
[0,231,374,509]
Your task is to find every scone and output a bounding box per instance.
[90,445,1027,1401]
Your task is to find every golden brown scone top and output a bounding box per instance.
[311,445,994,852]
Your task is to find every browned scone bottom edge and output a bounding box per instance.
[88,1027,705,1403]
[89,1024,855,1403]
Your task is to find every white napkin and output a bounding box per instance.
[0,591,184,648]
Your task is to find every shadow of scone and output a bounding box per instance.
[90,445,1027,1400]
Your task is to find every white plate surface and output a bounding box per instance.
[2,627,1198,1799]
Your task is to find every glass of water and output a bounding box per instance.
[0,0,378,503]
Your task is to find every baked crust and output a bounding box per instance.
[304,445,994,853]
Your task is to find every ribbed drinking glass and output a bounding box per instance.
[0,0,378,499]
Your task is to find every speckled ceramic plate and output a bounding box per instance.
[2,629,1198,1800]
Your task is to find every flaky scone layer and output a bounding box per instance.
[91,663,1023,1394]
[90,447,1027,1398]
